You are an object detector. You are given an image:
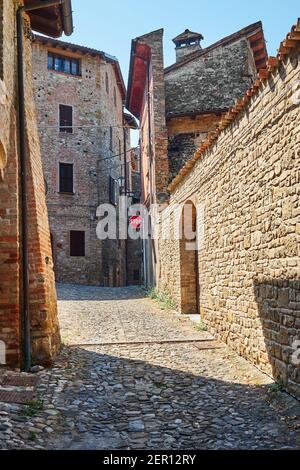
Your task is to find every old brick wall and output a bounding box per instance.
[0,1,60,367]
[137,29,169,205]
[32,40,126,287]
[0,0,21,366]
[158,45,300,395]
[133,30,169,286]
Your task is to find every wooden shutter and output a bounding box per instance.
[59,163,73,193]
[59,104,73,133]
[70,231,85,257]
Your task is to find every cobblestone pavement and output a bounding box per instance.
[1,284,300,450]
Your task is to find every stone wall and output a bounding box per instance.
[164,32,259,180]
[158,44,300,396]
[0,1,60,367]
[167,113,221,181]
[165,37,257,118]
[32,40,126,287]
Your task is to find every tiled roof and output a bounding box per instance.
[165,21,267,74]
[173,29,204,44]
[167,19,300,193]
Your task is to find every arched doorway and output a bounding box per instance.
[180,201,200,314]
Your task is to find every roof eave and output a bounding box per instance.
[26,0,74,38]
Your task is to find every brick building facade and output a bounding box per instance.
[0,0,73,369]
[127,29,169,286]
[127,22,267,286]
[159,21,300,396]
[32,36,138,287]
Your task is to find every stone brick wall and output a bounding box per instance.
[165,37,257,118]
[32,40,126,286]
[158,45,300,396]
[165,35,258,179]
[167,114,222,180]
[0,1,60,367]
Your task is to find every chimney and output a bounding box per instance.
[173,29,204,62]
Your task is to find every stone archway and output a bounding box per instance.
[180,201,200,314]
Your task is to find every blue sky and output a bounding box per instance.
[66,0,299,85]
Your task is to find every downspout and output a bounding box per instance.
[16,0,70,372]
[61,0,73,37]
[123,121,128,286]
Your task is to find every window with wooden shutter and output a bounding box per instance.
[59,162,74,193]
[59,104,73,133]
[70,231,85,257]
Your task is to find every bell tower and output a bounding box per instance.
[173,29,204,62]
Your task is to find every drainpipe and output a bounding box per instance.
[123,123,128,286]
[16,0,71,372]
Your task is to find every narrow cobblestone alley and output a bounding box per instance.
[1,284,300,450]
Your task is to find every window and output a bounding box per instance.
[70,231,85,257]
[59,163,73,193]
[105,72,109,94]
[109,176,119,206]
[59,104,73,133]
[110,126,113,151]
[48,52,80,76]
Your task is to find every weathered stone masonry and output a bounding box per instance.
[127,23,267,287]
[0,0,65,367]
[158,25,300,396]
[32,37,127,287]
[165,23,267,180]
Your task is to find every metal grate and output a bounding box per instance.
[1,374,39,388]
[0,389,34,404]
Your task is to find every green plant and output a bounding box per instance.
[23,399,44,417]
[195,321,208,332]
[269,378,284,393]
[29,432,37,442]
[147,288,176,310]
